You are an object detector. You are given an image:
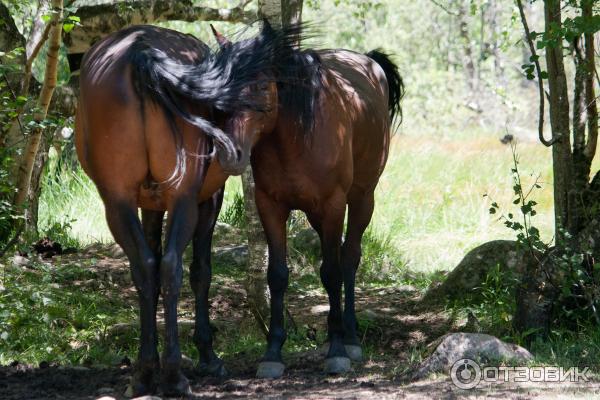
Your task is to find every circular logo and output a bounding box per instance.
[450,358,481,389]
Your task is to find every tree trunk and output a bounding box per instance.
[13,0,64,224]
[241,167,270,336]
[240,0,303,335]
[544,0,573,243]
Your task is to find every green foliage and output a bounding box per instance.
[487,143,548,254]
[219,190,246,228]
[451,262,519,340]
[0,260,137,365]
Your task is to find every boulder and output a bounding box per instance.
[411,332,533,380]
[290,227,320,257]
[423,240,542,304]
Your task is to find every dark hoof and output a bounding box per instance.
[324,356,351,374]
[320,342,363,362]
[197,359,227,378]
[160,371,191,397]
[256,361,285,379]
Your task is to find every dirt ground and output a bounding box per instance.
[3,243,600,400]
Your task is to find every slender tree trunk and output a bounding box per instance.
[241,168,270,336]
[242,0,303,335]
[544,0,573,242]
[13,0,63,228]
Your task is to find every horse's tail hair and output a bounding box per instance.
[128,43,236,187]
[366,49,405,125]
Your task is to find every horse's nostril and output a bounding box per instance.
[236,148,243,160]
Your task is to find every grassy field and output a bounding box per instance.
[38,129,555,276]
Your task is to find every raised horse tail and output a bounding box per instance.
[366,49,405,125]
[127,42,237,186]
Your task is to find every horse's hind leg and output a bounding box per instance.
[340,188,375,362]
[104,200,160,396]
[309,194,351,374]
[190,188,226,377]
[159,196,198,396]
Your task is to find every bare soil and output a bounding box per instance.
[3,244,600,399]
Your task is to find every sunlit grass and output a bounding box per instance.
[38,130,559,274]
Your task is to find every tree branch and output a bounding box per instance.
[22,21,52,96]
[428,0,459,16]
[516,0,559,147]
[64,0,257,54]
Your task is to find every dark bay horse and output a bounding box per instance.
[75,25,286,396]
[210,24,404,378]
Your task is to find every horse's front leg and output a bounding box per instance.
[190,188,226,377]
[160,195,198,396]
[255,189,290,379]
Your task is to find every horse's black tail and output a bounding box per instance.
[127,43,237,186]
[366,49,404,125]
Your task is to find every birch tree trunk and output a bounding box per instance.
[13,0,64,233]
[242,0,303,335]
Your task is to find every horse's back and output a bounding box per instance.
[76,26,212,206]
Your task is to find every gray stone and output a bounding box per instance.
[290,227,320,257]
[423,240,542,305]
[11,255,30,267]
[411,332,533,380]
[214,244,248,266]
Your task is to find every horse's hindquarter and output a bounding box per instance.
[76,26,222,210]
[320,50,390,191]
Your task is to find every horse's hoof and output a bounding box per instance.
[344,344,363,362]
[197,359,227,378]
[256,361,285,379]
[324,356,351,374]
[320,342,363,362]
[160,371,191,397]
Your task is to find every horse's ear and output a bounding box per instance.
[210,24,231,48]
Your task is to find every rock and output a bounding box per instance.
[411,332,533,380]
[422,240,542,305]
[214,244,248,266]
[11,255,30,267]
[132,396,162,400]
[96,397,116,400]
[290,227,320,257]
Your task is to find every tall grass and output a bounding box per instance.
[38,130,556,276]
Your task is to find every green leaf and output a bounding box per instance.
[63,23,74,33]
[539,71,549,79]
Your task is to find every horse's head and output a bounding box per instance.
[208,23,285,175]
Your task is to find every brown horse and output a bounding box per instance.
[75,25,286,396]
[210,23,404,378]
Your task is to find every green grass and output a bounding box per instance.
[0,260,137,365]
